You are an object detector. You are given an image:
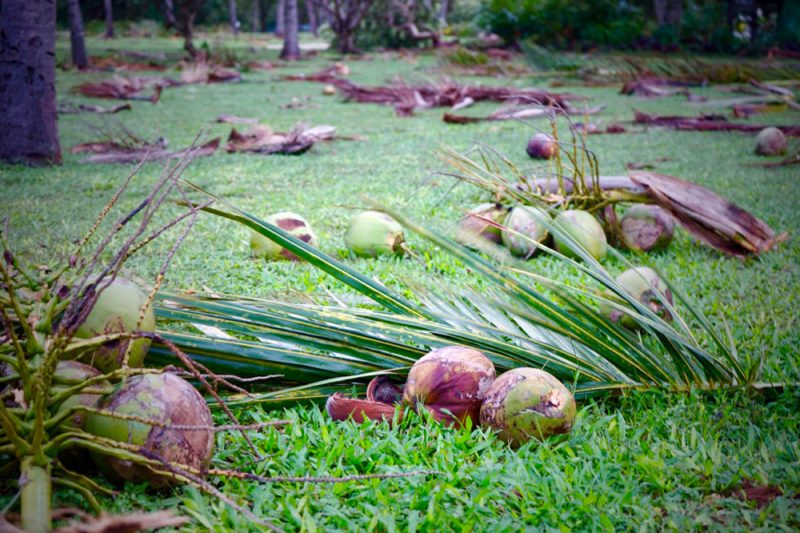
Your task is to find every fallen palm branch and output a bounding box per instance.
[633,110,800,136]
[71,76,178,102]
[752,149,800,168]
[620,78,691,98]
[443,103,606,124]
[224,124,350,155]
[282,74,581,117]
[74,138,220,164]
[57,102,132,115]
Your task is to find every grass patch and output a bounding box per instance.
[1,32,799,528]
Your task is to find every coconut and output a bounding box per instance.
[553,210,607,261]
[526,133,558,160]
[501,206,550,258]
[85,373,214,488]
[322,84,337,95]
[620,205,675,252]
[53,361,106,430]
[456,203,506,249]
[74,278,155,373]
[755,127,787,156]
[345,211,405,258]
[479,368,576,447]
[250,212,317,261]
[603,266,673,327]
[402,346,495,426]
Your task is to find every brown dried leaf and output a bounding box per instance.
[54,511,188,533]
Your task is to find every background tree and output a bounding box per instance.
[163,0,178,28]
[280,0,301,59]
[67,0,89,68]
[103,0,115,37]
[177,0,203,57]
[318,0,371,53]
[275,0,286,35]
[0,0,61,165]
[306,0,319,35]
[251,0,263,31]
[229,0,240,35]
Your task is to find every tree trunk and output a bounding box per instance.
[306,0,318,36]
[163,0,178,28]
[178,0,202,58]
[67,0,89,69]
[104,0,115,37]
[0,0,61,165]
[229,0,240,35]
[280,0,301,59]
[252,0,262,31]
[437,0,450,26]
[653,0,668,26]
[275,0,285,36]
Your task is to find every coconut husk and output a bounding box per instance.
[633,110,800,136]
[326,393,401,425]
[621,78,690,97]
[443,102,605,124]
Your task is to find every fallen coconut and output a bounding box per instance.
[479,368,576,447]
[501,206,550,258]
[456,203,507,249]
[322,84,337,95]
[603,266,673,328]
[85,373,214,488]
[554,210,607,261]
[526,133,558,160]
[403,346,495,426]
[250,212,317,261]
[620,205,675,252]
[345,211,405,258]
[755,127,788,156]
[53,361,107,430]
[74,278,155,373]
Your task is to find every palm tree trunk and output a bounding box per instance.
[275,0,285,36]
[229,0,240,35]
[437,0,450,25]
[67,0,89,69]
[104,0,115,37]
[280,0,300,59]
[0,0,61,165]
[306,0,318,36]
[178,0,201,58]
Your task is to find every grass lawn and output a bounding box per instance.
[1,32,799,530]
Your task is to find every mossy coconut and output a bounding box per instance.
[603,266,673,328]
[250,212,317,261]
[74,278,155,373]
[501,206,550,258]
[620,205,675,252]
[403,346,496,427]
[755,127,787,156]
[554,210,607,260]
[85,373,214,488]
[479,368,576,447]
[345,211,405,257]
[456,203,506,249]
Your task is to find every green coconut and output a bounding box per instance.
[456,203,506,249]
[603,266,673,328]
[479,368,576,447]
[620,205,675,252]
[755,127,788,156]
[85,373,214,488]
[53,361,107,430]
[553,210,607,261]
[250,212,317,261]
[403,346,496,427]
[501,206,550,258]
[74,278,155,373]
[345,211,405,258]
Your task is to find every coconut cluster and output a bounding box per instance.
[327,345,577,447]
[58,277,215,487]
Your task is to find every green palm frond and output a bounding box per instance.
[152,186,762,404]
